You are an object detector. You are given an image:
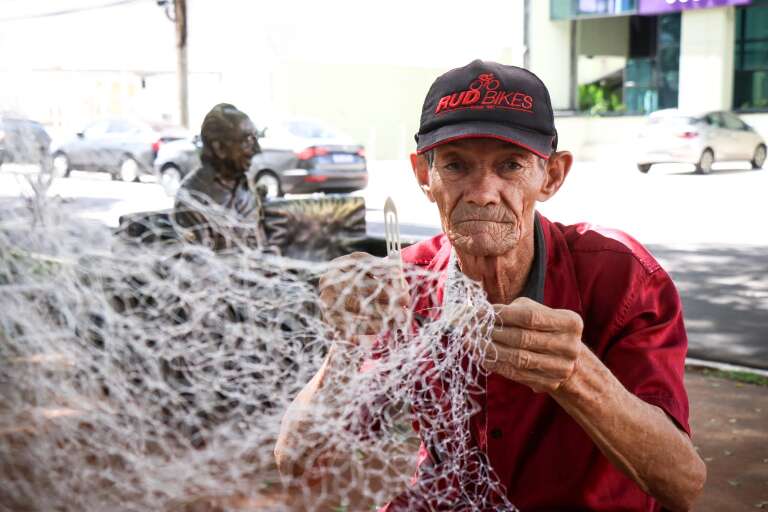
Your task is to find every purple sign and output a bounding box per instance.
[638,0,751,15]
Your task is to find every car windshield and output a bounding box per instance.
[283,120,338,139]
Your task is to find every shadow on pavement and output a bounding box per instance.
[649,244,768,370]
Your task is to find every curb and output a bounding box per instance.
[685,357,768,378]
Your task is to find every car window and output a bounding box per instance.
[705,113,727,128]
[83,120,110,137]
[284,120,337,139]
[21,120,50,143]
[1,119,23,133]
[107,120,139,134]
[720,112,747,131]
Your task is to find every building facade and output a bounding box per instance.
[527,0,768,159]
[532,0,767,115]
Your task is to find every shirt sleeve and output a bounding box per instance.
[603,268,691,435]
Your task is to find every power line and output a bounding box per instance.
[0,0,147,23]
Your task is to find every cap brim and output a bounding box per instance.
[416,121,555,159]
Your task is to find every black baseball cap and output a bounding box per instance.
[415,60,558,159]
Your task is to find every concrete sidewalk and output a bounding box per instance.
[687,369,768,510]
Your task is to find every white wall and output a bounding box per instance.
[529,0,573,110]
[678,7,736,112]
[577,16,629,58]
[578,56,626,86]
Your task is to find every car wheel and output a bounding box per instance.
[751,144,766,170]
[118,157,140,182]
[256,171,282,199]
[52,152,71,178]
[696,149,714,175]
[160,164,182,196]
[637,163,651,174]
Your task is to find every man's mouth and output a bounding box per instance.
[453,219,514,225]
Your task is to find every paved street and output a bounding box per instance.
[2,158,767,368]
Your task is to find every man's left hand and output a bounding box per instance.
[484,297,584,393]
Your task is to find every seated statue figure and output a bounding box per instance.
[174,103,266,250]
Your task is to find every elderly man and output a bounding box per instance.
[174,103,265,250]
[276,61,706,511]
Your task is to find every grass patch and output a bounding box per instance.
[688,366,768,387]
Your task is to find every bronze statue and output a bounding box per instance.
[174,103,266,250]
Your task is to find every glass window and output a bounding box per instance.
[705,113,724,127]
[743,41,768,71]
[83,121,109,137]
[734,2,768,110]
[107,120,138,133]
[721,112,748,131]
[744,5,768,40]
[3,119,23,133]
[284,121,337,139]
[623,13,680,114]
[551,0,637,20]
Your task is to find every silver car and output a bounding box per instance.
[636,109,766,174]
[51,119,188,182]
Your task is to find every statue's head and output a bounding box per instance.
[200,103,260,174]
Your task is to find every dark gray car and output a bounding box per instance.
[154,119,367,198]
[51,119,188,182]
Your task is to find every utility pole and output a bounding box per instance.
[157,0,189,128]
[523,0,530,69]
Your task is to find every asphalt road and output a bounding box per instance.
[2,158,767,368]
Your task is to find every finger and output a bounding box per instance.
[483,342,574,379]
[493,299,582,332]
[491,326,579,358]
[481,354,564,391]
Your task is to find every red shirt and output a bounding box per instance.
[385,213,690,511]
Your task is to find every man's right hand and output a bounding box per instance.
[318,252,409,338]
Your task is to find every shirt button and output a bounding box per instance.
[490,428,503,439]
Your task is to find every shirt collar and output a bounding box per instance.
[522,212,546,303]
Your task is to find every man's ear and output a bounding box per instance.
[211,140,228,160]
[409,152,434,202]
[537,151,572,202]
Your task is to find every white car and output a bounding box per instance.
[636,109,766,174]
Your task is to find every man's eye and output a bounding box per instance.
[501,160,522,172]
[443,162,464,172]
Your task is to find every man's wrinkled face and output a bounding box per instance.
[427,138,547,257]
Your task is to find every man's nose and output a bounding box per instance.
[465,169,502,206]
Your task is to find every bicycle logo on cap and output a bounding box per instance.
[470,73,500,92]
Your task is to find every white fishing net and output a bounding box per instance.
[0,169,518,511]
